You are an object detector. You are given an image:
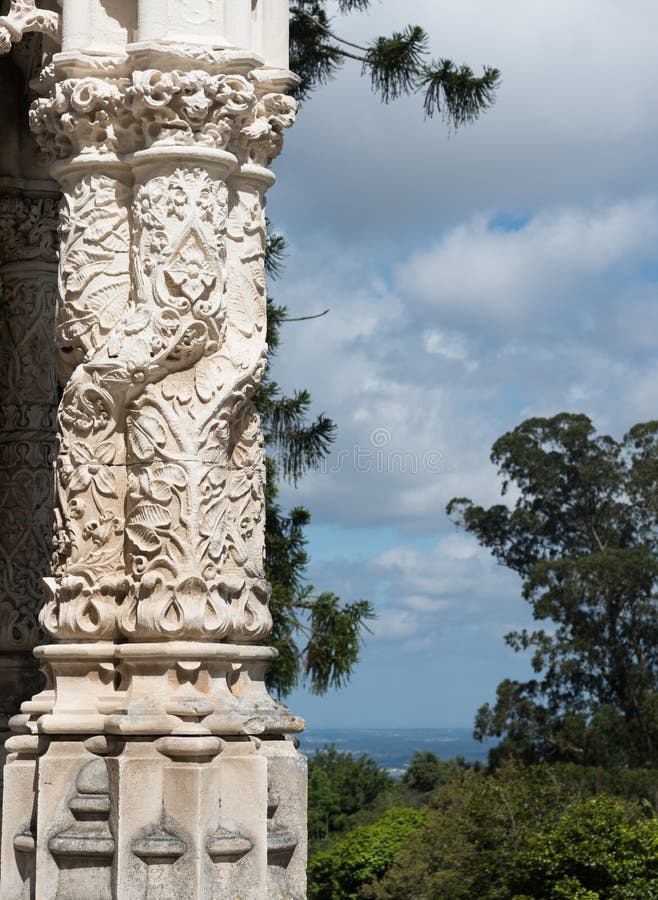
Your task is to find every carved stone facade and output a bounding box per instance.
[0,188,58,808]
[0,192,58,653]
[0,2,307,898]
[0,0,58,55]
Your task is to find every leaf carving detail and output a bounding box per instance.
[225,268,261,338]
[128,415,168,460]
[126,503,171,552]
[86,276,131,330]
[195,357,224,403]
[93,467,118,498]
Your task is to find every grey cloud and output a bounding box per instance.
[395,200,658,334]
[272,0,658,242]
[265,1,658,723]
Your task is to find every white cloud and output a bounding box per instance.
[424,328,477,370]
[274,198,658,533]
[396,201,658,331]
[372,534,518,619]
[372,608,419,641]
[402,595,451,614]
[306,531,529,660]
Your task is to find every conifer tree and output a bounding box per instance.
[290,1,501,127]
[258,230,375,696]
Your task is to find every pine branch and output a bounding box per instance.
[284,309,330,322]
[318,42,365,63]
[265,217,287,279]
[267,391,337,484]
[289,3,344,102]
[337,0,371,12]
[264,299,288,353]
[419,60,501,126]
[364,25,429,102]
[291,4,369,52]
[303,594,375,694]
[289,4,501,128]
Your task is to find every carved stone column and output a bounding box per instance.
[0,3,307,899]
[0,184,58,804]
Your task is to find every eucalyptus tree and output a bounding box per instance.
[448,414,658,767]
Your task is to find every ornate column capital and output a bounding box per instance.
[29,50,297,167]
[0,0,59,56]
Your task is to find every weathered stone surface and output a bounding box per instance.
[0,160,59,840]
[0,2,307,897]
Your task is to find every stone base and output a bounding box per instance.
[11,643,304,738]
[0,652,44,835]
[1,732,307,899]
[1,643,307,897]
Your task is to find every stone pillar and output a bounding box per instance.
[0,184,58,802]
[0,2,307,898]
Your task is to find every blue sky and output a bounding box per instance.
[264,0,658,728]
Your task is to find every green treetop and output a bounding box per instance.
[448,413,658,767]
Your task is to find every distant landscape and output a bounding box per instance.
[299,727,496,774]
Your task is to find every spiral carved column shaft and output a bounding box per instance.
[35,70,288,649]
[0,3,307,897]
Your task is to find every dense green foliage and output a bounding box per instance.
[308,745,392,840]
[511,796,658,899]
[371,762,583,899]
[308,807,427,900]
[448,413,658,767]
[306,750,658,898]
[401,750,465,793]
[368,762,658,900]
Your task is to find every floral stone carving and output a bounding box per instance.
[0,194,58,653]
[0,0,59,56]
[31,42,296,645]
